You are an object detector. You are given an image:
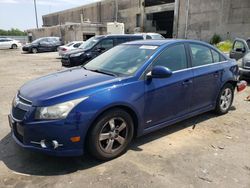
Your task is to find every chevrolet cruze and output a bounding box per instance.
[9,40,239,160]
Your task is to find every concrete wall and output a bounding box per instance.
[178,0,250,41]
[27,23,106,43]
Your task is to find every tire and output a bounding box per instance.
[214,83,234,115]
[11,44,17,49]
[87,108,134,161]
[31,47,38,54]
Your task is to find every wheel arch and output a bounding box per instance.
[84,104,140,149]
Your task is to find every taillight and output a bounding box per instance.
[62,48,67,51]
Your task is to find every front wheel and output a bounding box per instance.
[87,109,134,161]
[31,47,38,54]
[215,83,234,115]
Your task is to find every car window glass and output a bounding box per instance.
[146,35,152,39]
[233,41,244,50]
[153,44,187,72]
[247,40,250,49]
[211,49,220,63]
[190,44,213,67]
[98,39,114,49]
[73,43,81,48]
[116,38,128,45]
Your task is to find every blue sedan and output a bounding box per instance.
[9,40,239,160]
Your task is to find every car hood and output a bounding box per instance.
[23,43,37,47]
[19,67,119,106]
[64,48,86,56]
[244,52,250,61]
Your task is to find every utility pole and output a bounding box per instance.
[115,0,118,22]
[34,0,39,28]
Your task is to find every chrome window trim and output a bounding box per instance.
[172,61,228,74]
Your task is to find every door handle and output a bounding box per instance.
[213,71,220,78]
[182,79,193,86]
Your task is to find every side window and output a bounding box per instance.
[146,35,152,39]
[98,39,114,50]
[190,44,213,67]
[73,43,81,48]
[115,38,128,45]
[153,44,188,72]
[233,41,244,51]
[211,49,220,63]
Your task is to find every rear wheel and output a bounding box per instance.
[215,83,234,115]
[87,109,134,161]
[11,44,17,49]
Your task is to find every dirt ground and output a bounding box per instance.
[0,49,250,188]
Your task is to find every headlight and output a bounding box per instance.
[237,58,243,67]
[70,52,83,57]
[35,97,88,120]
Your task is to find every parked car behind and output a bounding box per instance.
[9,39,239,160]
[58,41,84,56]
[0,38,22,49]
[229,38,250,78]
[22,37,63,53]
[61,34,143,67]
[135,33,165,40]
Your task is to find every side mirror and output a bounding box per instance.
[147,66,172,79]
[236,48,246,53]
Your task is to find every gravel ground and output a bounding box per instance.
[0,49,250,188]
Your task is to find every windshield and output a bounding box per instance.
[32,38,43,43]
[247,40,250,49]
[84,44,158,76]
[79,36,101,49]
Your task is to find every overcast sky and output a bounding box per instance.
[0,0,100,31]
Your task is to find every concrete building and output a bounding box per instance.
[27,0,250,42]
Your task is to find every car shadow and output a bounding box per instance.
[0,111,227,176]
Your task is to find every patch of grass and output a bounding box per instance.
[216,40,233,53]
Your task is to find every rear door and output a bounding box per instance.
[230,39,248,60]
[92,38,114,58]
[188,43,223,112]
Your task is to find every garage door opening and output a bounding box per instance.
[146,10,174,38]
[83,33,95,41]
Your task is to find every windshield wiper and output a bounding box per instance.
[89,69,117,77]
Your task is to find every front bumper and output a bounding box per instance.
[8,115,84,156]
[22,46,30,52]
[61,56,82,67]
[239,67,250,77]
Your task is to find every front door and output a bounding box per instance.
[144,44,193,128]
[230,40,248,60]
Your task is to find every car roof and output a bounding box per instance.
[125,39,212,46]
[97,34,143,38]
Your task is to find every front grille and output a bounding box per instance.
[12,107,27,120]
[11,94,31,121]
[13,124,24,143]
[244,62,250,68]
[19,95,32,105]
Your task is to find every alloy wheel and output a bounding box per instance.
[98,117,128,154]
[220,88,232,111]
